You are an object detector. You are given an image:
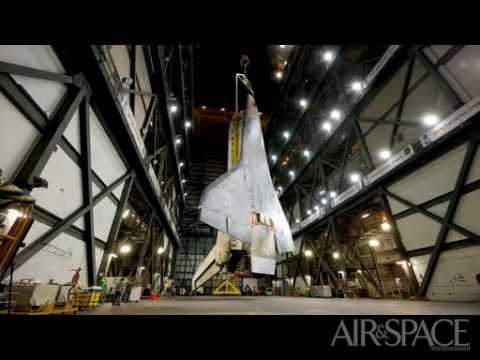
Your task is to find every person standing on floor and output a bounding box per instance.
[113,278,126,306]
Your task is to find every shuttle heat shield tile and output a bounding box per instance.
[199,95,294,259]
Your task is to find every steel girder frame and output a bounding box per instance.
[53,45,180,248]
[274,45,480,299]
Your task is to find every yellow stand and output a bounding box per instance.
[212,275,241,296]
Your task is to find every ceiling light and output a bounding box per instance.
[277,186,283,192]
[330,109,342,120]
[201,105,206,110]
[185,120,192,129]
[378,149,392,160]
[350,173,361,183]
[381,222,391,232]
[157,247,165,254]
[284,60,288,65]
[295,218,300,224]
[351,81,363,92]
[299,99,308,108]
[122,209,130,219]
[109,253,118,258]
[279,45,286,49]
[179,162,184,168]
[330,191,337,198]
[321,198,328,205]
[303,149,310,158]
[182,179,186,184]
[288,170,295,178]
[322,122,332,132]
[220,107,225,112]
[184,192,188,196]
[323,51,334,62]
[120,244,131,254]
[319,189,326,195]
[304,249,313,257]
[170,105,178,114]
[423,114,439,127]
[175,138,182,145]
[271,154,278,162]
[314,205,320,211]
[275,71,283,79]
[283,131,290,140]
[369,239,380,248]
[332,251,340,259]
[361,213,370,219]
[357,269,362,274]
[306,209,312,215]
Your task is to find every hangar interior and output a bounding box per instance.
[0,44,480,315]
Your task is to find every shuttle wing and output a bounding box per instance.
[200,95,294,267]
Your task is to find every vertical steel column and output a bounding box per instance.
[80,96,96,285]
[129,44,136,115]
[97,175,135,278]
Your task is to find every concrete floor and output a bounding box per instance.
[81,296,480,315]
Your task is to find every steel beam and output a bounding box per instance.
[8,171,133,275]
[13,85,87,189]
[0,61,74,84]
[418,140,478,297]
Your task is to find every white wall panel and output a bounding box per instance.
[89,106,127,199]
[450,189,480,237]
[109,45,130,81]
[92,183,118,242]
[396,212,441,251]
[62,109,81,153]
[12,75,67,117]
[387,143,467,206]
[442,46,480,100]
[426,245,480,302]
[0,93,41,180]
[428,201,449,218]
[365,123,394,167]
[17,221,51,252]
[31,147,84,227]
[410,254,430,286]
[14,229,88,287]
[0,45,64,73]
[466,147,480,185]
[387,195,409,215]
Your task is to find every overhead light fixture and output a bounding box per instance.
[220,107,226,112]
[332,251,340,259]
[185,120,192,129]
[350,173,361,183]
[122,209,130,219]
[277,186,283,192]
[381,222,391,232]
[157,247,165,255]
[184,192,188,196]
[170,105,178,114]
[368,239,380,248]
[299,99,308,108]
[314,205,320,211]
[330,109,341,120]
[322,121,332,132]
[275,71,283,80]
[423,114,439,127]
[319,189,326,195]
[361,213,370,219]
[306,209,312,215]
[201,105,206,110]
[182,179,186,184]
[378,149,392,160]
[351,81,364,93]
[329,191,337,198]
[271,154,278,162]
[120,244,131,254]
[304,249,313,257]
[357,269,362,274]
[295,218,300,224]
[139,266,145,271]
[109,253,118,258]
[175,138,182,145]
[321,198,328,205]
[284,60,288,65]
[179,162,184,168]
[283,131,290,140]
[288,170,295,178]
[279,45,286,49]
[323,51,334,62]
[303,149,310,158]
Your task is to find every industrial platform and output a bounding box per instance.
[80,297,480,315]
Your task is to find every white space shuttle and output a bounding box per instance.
[192,76,294,290]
